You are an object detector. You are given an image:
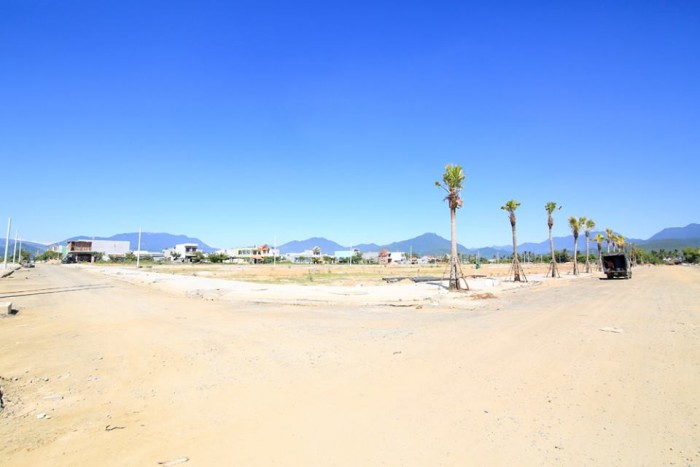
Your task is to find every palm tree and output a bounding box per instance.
[584,218,595,273]
[630,243,640,265]
[501,199,525,282]
[605,228,614,253]
[617,234,626,252]
[436,164,466,290]
[611,233,618,252]
[545,202,561,278]
[569,216,581,275]
[594,233,605,271]
[577,216,588,272]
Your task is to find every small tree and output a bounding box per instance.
[682,247,700,264]
[558,249,571,263]
[19,250,31,263]
[353,250,363,264]
[36,250,61,261]
[208,252,228,263]
[193,251,205,263]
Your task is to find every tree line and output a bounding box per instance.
[438,164,700,290]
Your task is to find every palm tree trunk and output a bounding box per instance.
[585,234,591,273]
[549,225,556,277]
[573,234,579,275]
[450,207,460,290]
[511,223,520,281]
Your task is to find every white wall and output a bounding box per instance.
[90,240,130,256]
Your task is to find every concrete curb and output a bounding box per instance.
[1,265,20,278]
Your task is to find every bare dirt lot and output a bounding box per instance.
[1,263,699,466]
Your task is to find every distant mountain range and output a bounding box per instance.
[277,232,525,257]
[0,240,47,256]
[278,223,700,257]
[277,237,348,255]
[4,224,698,258]
[648,224,700,241]
[278,233,510,258]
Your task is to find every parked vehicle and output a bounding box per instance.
[602,252,632,279]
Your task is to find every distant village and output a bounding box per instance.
[52,239,434,265]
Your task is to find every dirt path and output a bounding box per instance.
[1,264,698,466]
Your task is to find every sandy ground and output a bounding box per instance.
[0,263,698,466]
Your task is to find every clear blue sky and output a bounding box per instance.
[2,1,698,248]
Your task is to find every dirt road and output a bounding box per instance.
[1,264,698,466]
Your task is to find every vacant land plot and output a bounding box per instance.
[1,263,698,466]
[109,261,557,285]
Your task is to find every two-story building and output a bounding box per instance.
[163,243,200,262]
[63,239,131,262]
[218,244,279,264]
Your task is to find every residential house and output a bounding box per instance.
[164,243,200,262]
[218,244,279,264]
[285,246,323,263]
[362,251,380,264]
[378,249,390,265]
[64,239,130,262]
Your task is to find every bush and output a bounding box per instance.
[35,250,61,261]
[207,253,229,263]
[683,247,700,264]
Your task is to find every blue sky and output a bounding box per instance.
[2,1,698,248]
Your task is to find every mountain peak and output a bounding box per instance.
[648,223,700,241]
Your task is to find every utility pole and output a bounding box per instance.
[12,230,18,264]
[2,218,10,269]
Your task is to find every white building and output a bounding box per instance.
[362,252,380,264]
[62,239,130,261]
[163,243,200,262]
[91,240,130,257]
[284,247,323,263]
[218,244,279,264]
[389,251,405,264]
